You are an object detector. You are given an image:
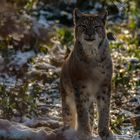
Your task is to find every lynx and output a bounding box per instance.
[60,8,114,140]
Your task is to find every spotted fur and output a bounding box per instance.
[60,8,114,140]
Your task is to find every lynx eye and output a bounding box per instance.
[78,25,86,29]
[94,25,102,29]
[77,25,86,32]
[94,26,102,32]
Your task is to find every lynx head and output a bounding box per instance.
[73,8,107,48]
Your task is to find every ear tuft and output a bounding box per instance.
[73,8,81,24]
[100,10,108,24]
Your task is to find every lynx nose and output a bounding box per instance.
[84,34,95,41]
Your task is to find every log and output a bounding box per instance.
[0,119,136,140]
[0,119,79,140]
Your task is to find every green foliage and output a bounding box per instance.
[0,82,44,119]
[25,0,38,10]
[111,114,125,134]
[128,17,137,29]
[8,0,37,10]
[38,44,48,54]
[56,27,73,47]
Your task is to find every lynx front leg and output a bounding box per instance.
[75,90,92,140]
[96,86,114,140]
[89,102,94,134]
[61,85,77,129]
[62,99,77,129]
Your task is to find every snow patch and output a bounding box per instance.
[0,74,17,88]
[10,50,35,69]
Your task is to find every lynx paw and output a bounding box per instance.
[101,131,116,140]
[107,132,116,140]
[77,131,92,140]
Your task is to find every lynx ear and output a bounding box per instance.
[73,8,82,24]
[100,10,108,24]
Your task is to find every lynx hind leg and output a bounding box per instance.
[96,85,114,140]
[89,102,94,134]
[61,86,77,129]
